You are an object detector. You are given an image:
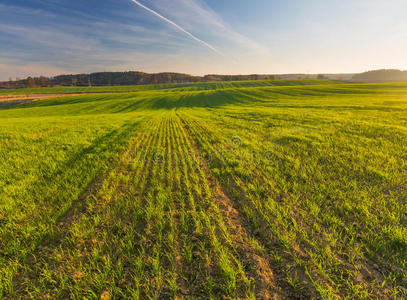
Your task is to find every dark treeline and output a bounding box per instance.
[8,69,407,89]
[5,69,407,88]
[0,71,279,89]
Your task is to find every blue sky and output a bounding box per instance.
[1,0,407,80]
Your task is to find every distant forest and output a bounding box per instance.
[0,72,280,89]
[6,69,407,89]
[0,71,354,89]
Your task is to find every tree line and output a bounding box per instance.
[0,71,278,89]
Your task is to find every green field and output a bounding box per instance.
[1,80,406,299]
[0,79,341,95]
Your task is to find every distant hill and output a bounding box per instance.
[352,69,407,82]
[0,71,354,89]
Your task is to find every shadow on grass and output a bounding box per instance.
[1,119,144,260]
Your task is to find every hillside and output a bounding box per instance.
[0,79,340,95]
[352,69,407,82]
[0,80,406,299]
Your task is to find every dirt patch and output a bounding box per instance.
[212,184,282,299]
[0,93,97,108]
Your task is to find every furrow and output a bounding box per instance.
[178,113,287,299]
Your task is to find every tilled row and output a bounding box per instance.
[10,109,402,299]
[178,111,404,299]
[10,112,285,299]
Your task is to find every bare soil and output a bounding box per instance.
[0,94,90,108]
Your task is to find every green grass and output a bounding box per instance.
[0,80,406,298]
[0,79,341,95]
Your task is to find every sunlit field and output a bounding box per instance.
[1,80,406,299]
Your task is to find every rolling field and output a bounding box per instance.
[0,80,406,299]
[0,79,341,95]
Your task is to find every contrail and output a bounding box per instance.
[130,0,221,55]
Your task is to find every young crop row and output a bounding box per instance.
[8,112,289,298]
[178,109,407,299]
[2,81,407,298]
[0,113,150,297]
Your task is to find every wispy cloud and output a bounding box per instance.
[0,24,97,52]
[130,0,221,54]
[0,0,271,80]
[147,0,269,54]
[0,59,70,80]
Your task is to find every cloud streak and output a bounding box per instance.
[150,0,269,54]
[130,0,220,55]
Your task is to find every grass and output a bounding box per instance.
[0,80,406,298]
[0,79,341,95]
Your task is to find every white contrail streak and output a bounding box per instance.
[130,0,221,54]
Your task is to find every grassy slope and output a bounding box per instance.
[0,79,341,95]
[0,80,406,298]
